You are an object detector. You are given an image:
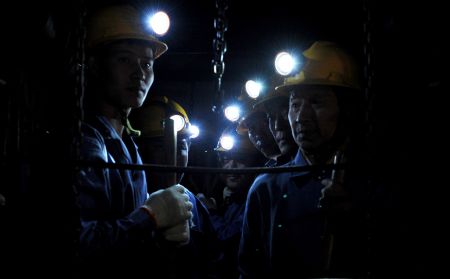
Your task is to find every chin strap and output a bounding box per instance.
[121,114,141,137]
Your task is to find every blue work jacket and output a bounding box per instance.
[239,149,367,278]
[77,115,153,261]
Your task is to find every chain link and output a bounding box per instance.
[73,7,86,163]
[363,0,374,158]
[362,1,375,277]
[71,2,86,260]
[211,0,228,112]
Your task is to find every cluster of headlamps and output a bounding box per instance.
[169,114,200,139]
[147,12,299,141]
[220,51,299,150]
[223,51,300,122]
[219,135,235,151]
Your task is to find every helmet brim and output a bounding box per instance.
[88,35,168,59]
[275,79,360,92]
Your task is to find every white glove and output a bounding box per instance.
[223,187,233,200]
[162,221,190,245]
[143,184,193,229]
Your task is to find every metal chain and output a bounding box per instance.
[362,0,375,277]
[211,0,228,113]
[71,2,87,261]
[74,11,86,161]
[363,0,375,162]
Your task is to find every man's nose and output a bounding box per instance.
[296,102,313,122]
[224,159,237,168]
[130,60,145,81]
[274,113,286,131]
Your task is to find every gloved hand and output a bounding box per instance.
[196,193,217,211]
[142,184,193,229]
[161,220,190,245]
[223,187,233,202]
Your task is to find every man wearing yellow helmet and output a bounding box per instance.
[236,94,281,167]
[253,87,298,165]
[130,95,221,279]
[76,5,192,277]
[130,95,195,191]
[198,123,264,279]
[239,41,367,278]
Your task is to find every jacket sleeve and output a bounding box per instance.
[238,176,270,279]
[77,124,156,256]
[209,204,245,241]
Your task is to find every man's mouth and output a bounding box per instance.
[126,88,146,98]
[227,175,240,181]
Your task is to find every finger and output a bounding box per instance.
[164,222,185,234]
[186,201,193,211]
[173,184,186,193]
[186,211,193,220]
[182,193,190,202]
[165,231,189,243]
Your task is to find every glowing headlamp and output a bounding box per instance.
[219,135,235,151]
[147,11,170,35]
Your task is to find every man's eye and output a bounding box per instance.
[143,62,152,70]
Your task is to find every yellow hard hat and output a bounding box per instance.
[251,86,290,114]
[247,74,289,116]
[215,124,259,154]
[276,41,360,92]
[130,95,193,138]
[86,5,168,59]
[236,108,262,135]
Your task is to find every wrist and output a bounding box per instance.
[140,205,158,228]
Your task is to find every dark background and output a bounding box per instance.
[0,0,444,277]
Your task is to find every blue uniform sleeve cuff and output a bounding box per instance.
[128,207,157,231]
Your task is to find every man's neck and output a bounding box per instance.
[97,102,130,137]
[277,152,295,165]
[300,148,334,166]
[109,118,125,137]
[301,138,349,165]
